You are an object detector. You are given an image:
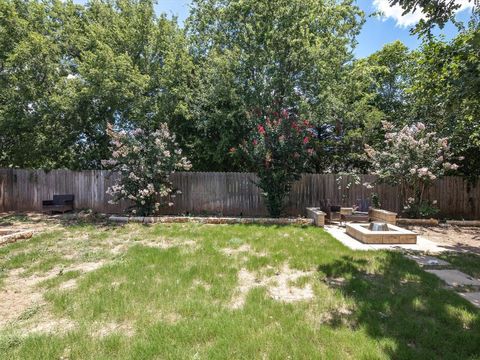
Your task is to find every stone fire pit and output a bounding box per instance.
[346,222,417,244]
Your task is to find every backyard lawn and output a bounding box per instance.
[0,217,479,359]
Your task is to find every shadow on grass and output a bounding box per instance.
[318,252,480,359]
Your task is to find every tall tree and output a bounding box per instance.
[186,0,364,171]
[0,0,194,169]
[366,41,413,125]
[318,41,412,173]
[408,22,480,177]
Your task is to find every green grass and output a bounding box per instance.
[0,222,479,359]
[437,252,480,279]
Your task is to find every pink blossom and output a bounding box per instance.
[417,167,429,177]
[363,182,374,189]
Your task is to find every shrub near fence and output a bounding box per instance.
[0,169,479,219]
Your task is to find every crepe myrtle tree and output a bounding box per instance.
[103,123,191,216]
[365,121,460,218]
[238,107,316,217]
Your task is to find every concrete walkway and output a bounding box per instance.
[325,225,480,308]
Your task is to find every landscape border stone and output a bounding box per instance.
[397,218,439,226]
[0,229,34,247]
[446,220,480,227]
[109,216,314,226]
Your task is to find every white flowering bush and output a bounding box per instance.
[102,124,191,216]
[365,121,460,218]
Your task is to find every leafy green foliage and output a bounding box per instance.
[186,0,364,171]
[0,0,478,183]
[239,107,315,217]
[408,26,480,178]
[0,0,193,169]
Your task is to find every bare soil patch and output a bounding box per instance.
[0,260,106,333]
[93,321,135,338]
[221,244,267,258]
[0,212,61,232]
[138,239,197,250]
[229,264,314,309]
[23,312,76,335]
[0,267,57,327]
[407,225,480,254]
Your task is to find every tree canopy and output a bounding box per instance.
[0,0,479,178]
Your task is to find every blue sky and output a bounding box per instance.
[151,0,474,58]
[72,0,474,58]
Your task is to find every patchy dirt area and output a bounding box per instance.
[0,261,105,334]
[406,225,480,254]
[138,239,197,250]
[229,264,314,309]
[221,243,267,257]
[0,267,54,327]
[0,212,62,231]
[0,213,209,337]
[93,321,135,338]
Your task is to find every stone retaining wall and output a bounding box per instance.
[369,208,397,225]
[109,216,314,226]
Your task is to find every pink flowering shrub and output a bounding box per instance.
[240,107,316,217]
[102,124,191,216]
[365,121,460,218]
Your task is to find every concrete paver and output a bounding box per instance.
[458,292,480,308]
[406,255,450,267]
[425,269,480,287]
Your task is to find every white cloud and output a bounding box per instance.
[372,0,474,28]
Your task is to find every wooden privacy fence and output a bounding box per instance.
[0,169,479,219]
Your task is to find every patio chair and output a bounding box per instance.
[340,199,370,224]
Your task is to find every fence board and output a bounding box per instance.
[0,169,478,219]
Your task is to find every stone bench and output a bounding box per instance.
[306,208,326,227]
[368,208,397,225]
